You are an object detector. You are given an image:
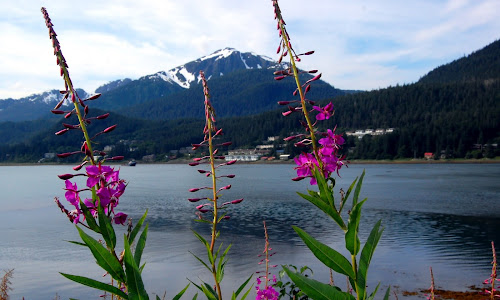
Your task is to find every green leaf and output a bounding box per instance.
[124,235,149,299]
[313,167,335,210]
[189,251,212,272]
[79,200,100,233]
[352,170,365,207]
[129,210,148,245]
[345,199,367,255]
[192,294,198,300]
[156,296,161,300]
[216,244,232,283]
[283,267,355,300]
[97,202,116,250]
[233,273,253,299]
[76,226,125,282]
[367,282,380,300]
[134,224,148,267]
[339,177,357,214]
[200,282,218,300]
[357,220,384,299]
[383,286,391,300]
[65,240,87,247]
[293,226,355,279]
[60,273,128,299]
[172,283,190,300]
[297,191,346,230]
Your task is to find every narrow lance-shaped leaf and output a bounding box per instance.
[283,266,355,300]
[134,224,148,267]
[79,200,100,233]
[129,209,148,245]
[339,176,358,214]
[357,220,384,299]
[124,234,149,299]
[60,273,128,299]
[232,273,253,299]
[352,170,365,207]
[293,226,355,279]
[345,199,367,256]
[297,191,346,230]
[76,226,125,282]
[172,283,191,300]
[98,201,116,250]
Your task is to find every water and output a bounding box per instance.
[0,163,499,299]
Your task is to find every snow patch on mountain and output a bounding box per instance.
[240,52,251,69]
[201,48,236,62]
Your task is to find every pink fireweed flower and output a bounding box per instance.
[313,102,334,121]
[294,152,321,185]
[113,212,128,225]
[319,128,345,156]
[64,180,79,206]
[85,165,115,188]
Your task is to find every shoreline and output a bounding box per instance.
[1,157,499,166]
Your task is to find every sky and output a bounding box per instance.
[1,0,499,99]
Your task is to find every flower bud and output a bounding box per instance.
[225,174,236,178]
[292,176,306,181]
[64,112,72,119]
[103,124,117,133]
[110,156,124,161]
[231,198,243,204]
[305,84,311,94]
[188,198,203,202]
[197,169,208,173]
[189,162,200,166]
[87,93,101,101]
[293,89,298,96]
[55,128,69,135]
[189,188,200,192]
[274,75,285,81]
[96,113,110,120]
[304,51,315,55]
[71,93,76,103]
[57,152,73,158]
[51,110,65,114]
[58,173,74,180]
[278,101,291,105]
[221,142,232,146]
[54,99,65,110]
[226,160,237,165]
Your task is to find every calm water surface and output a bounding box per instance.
[0,163,499,299]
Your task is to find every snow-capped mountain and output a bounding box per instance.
[0,89,88,122]
[141,47,282,89]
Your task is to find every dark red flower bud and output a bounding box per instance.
[57,152,73,158]
[226,160,237,165]
[71,93,75,103]
[225,174,236,178]
[189,162,200,166]
[96,113,110,120]
[276,44,281,54]
[305,84,311,94]
[51,110,65,114]
[73,161,88,171]
[60,67,64,77]
[63,123,78,129]
[84,105,89,115]
[296,57,301,62]
[284,135,297,141]
[292,176,306,181]
[64,112,72,119]
[215,128,223,136]
[308,70,318,73]
[282,111,293,117]
[222,216,231,220]
[58,173,74,180]
[293,89,298,96]
[221,142,232,146]
[55,128,69,135]
[110,156,124,161]
[54,99,65,110]
[304,51,315,55]
[189,188,200,192]
[87,93,101,101]
[274,76,285,81]
[197,169,208,173]
[278,101,291,105]
[188,198,203,202]
[231,198,243,204]
[305,73,322,84]
[103,124,117,133]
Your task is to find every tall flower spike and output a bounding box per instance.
[188,70,243,299]
[272,0,345,184]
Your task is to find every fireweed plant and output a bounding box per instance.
[483,241,499,299]
[188,71,253,300]
[255,221,278,299]
[271,1,389,299]
[41,8,189,299]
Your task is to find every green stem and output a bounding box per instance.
[351,254,360,300]
[278,20,322,170]
[207,118,222,300]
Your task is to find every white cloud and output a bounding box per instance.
[0,0,499,98]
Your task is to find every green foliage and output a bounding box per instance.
[275,265,312,300]
[292,171,385,300]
